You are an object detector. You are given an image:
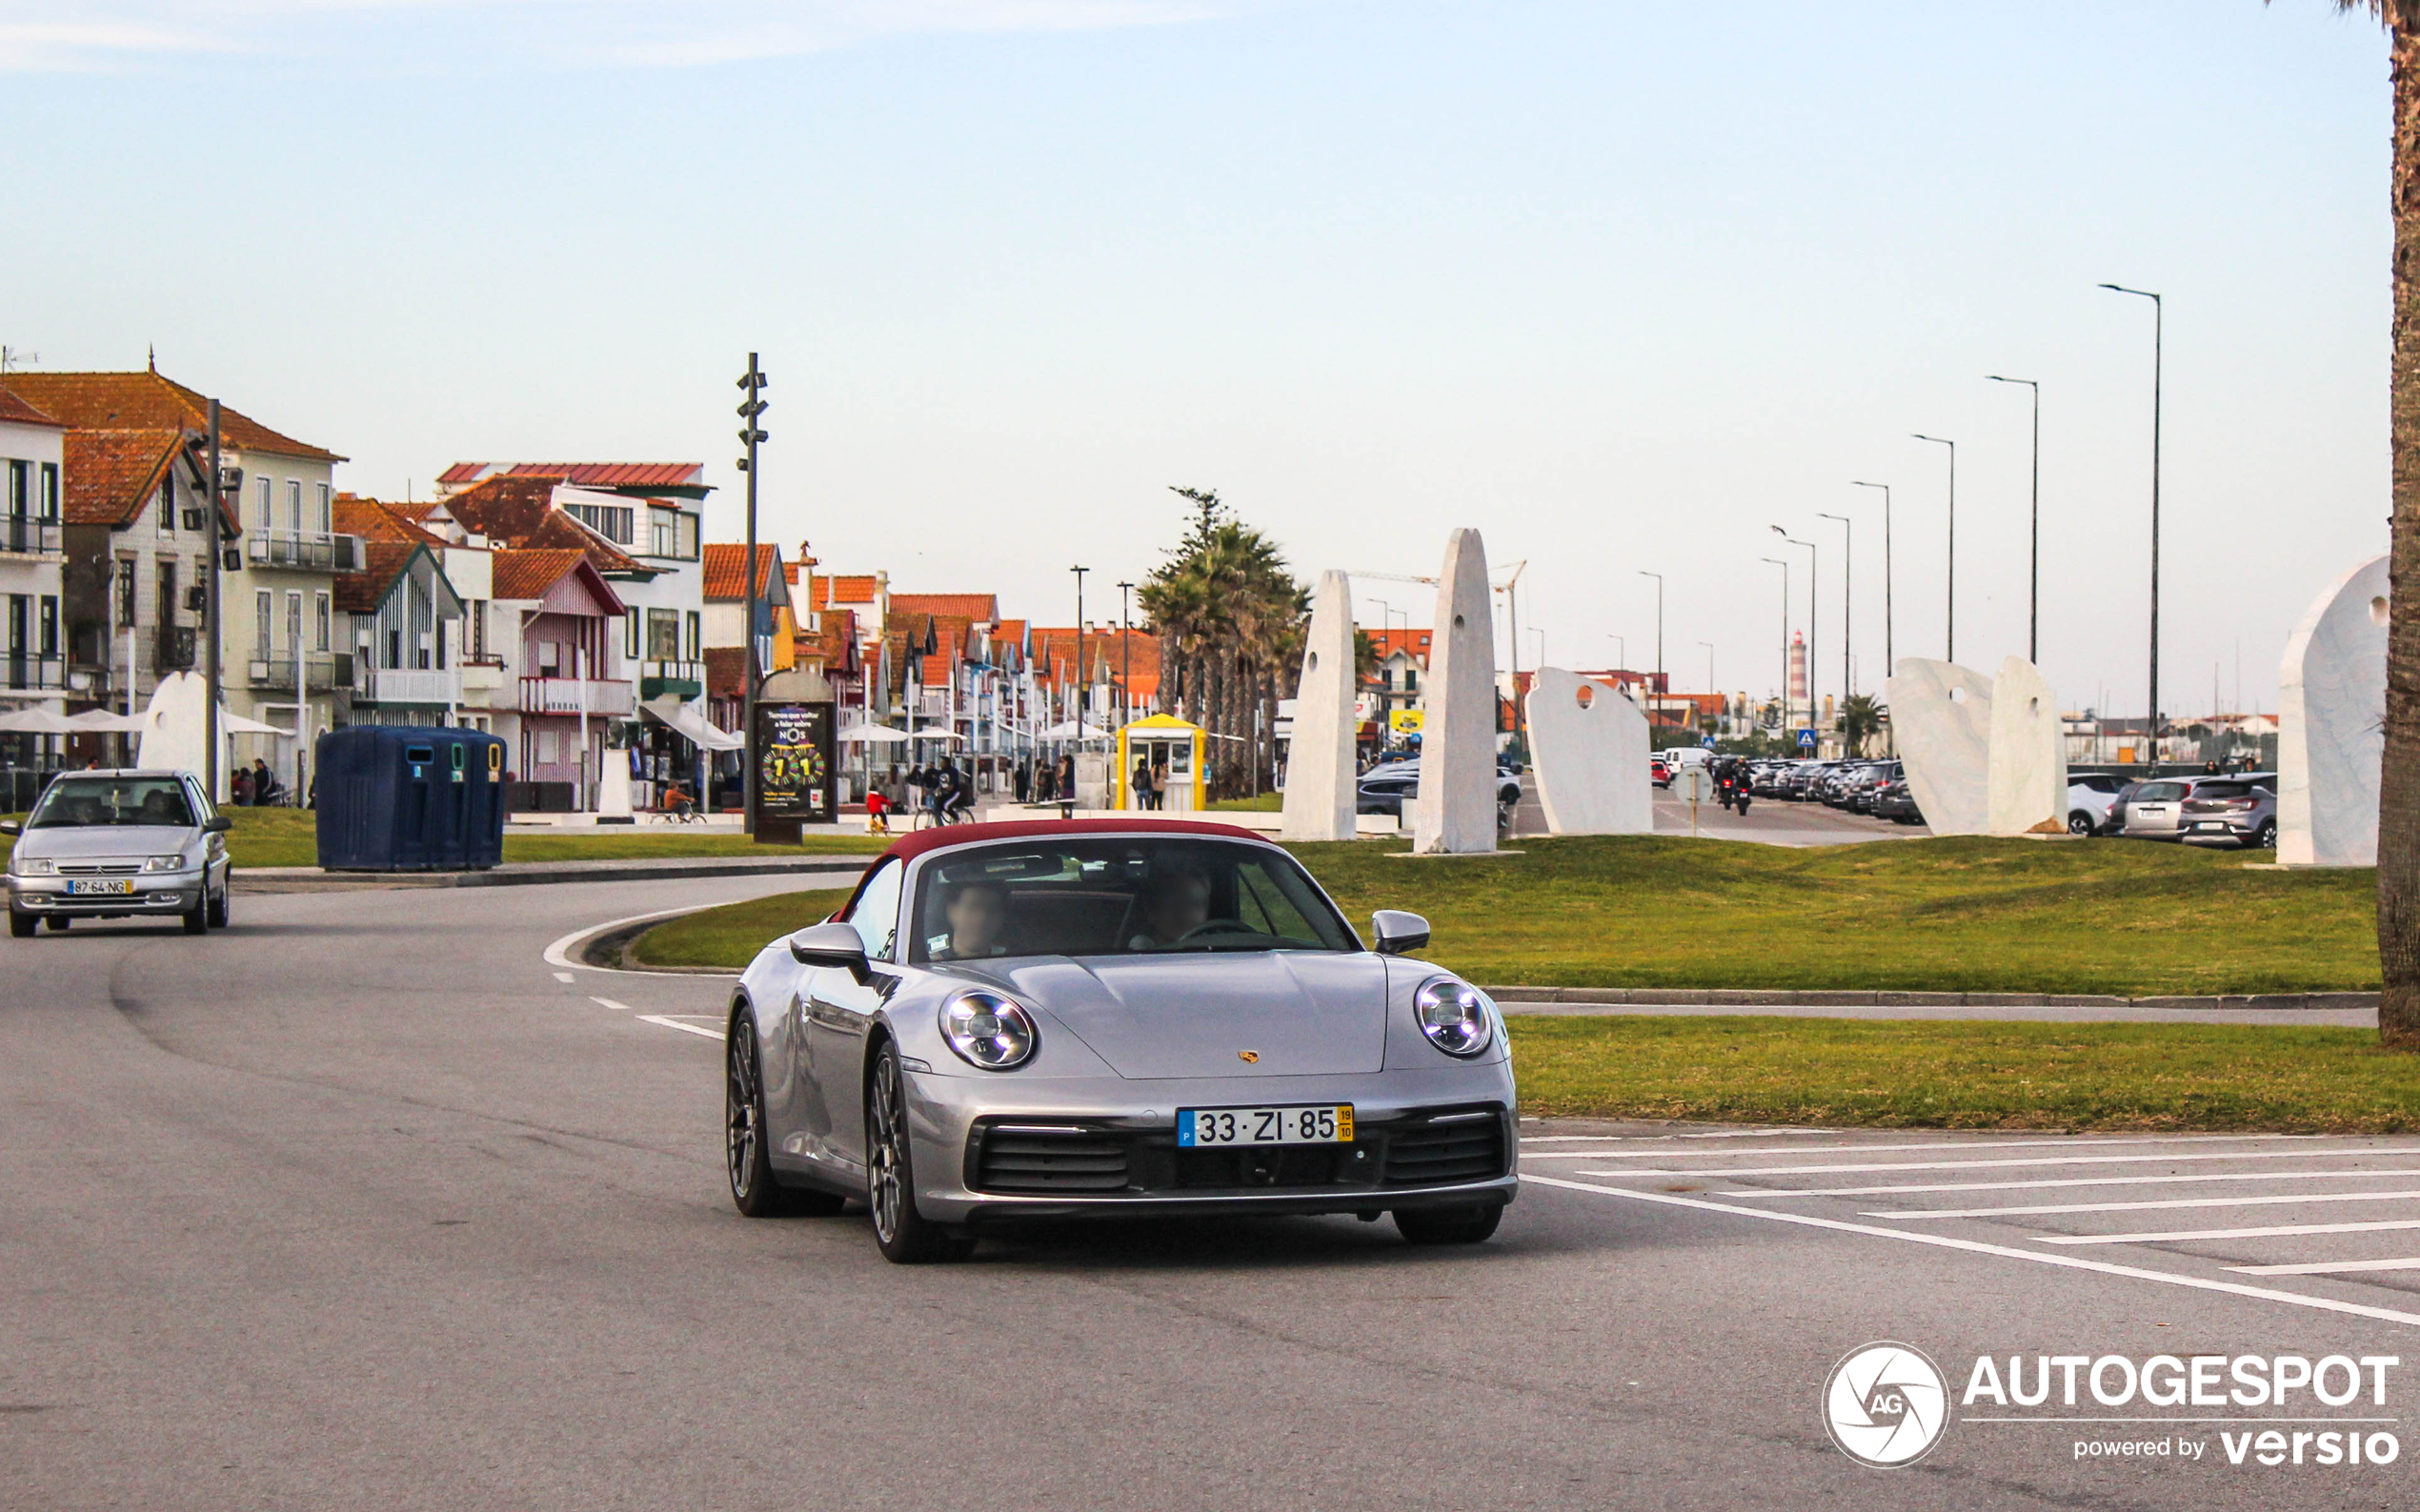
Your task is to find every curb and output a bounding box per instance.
[1482,985,2379,1012]
[235,857,870,894]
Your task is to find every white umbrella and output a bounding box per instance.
[217,709,291,736]
[1036,720,1111,741]
[907,727,964,742]
[0,705,78,734]
[66,708,148,733]
[837,722,910,744]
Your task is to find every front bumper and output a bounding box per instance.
[8,870,204,914]
[895,1069,1519,1228]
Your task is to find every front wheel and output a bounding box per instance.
[866,1043,974,1263]
[182,898,208,935]
[207,885,229,929]
[2068,812,2097,837]
[9,911,32,939]
[1395,1203,1503,1245]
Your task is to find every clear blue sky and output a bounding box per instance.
[2,0,2392,718]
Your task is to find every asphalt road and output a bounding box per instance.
[5,881,2412,1511]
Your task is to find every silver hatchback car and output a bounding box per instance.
[725,818,1518,1263]
[4,770,233,937]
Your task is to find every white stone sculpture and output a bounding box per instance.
[2279,554,2387,867]
[1885,657,1992,836]
[597,756,635,819]
[136,671,210,776]
[1281,570,1359,842]
[1524,668,1651,835]
[1985,656,2069,836]
[1412,528,1498,854]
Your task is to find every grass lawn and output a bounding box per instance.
[628,887,857,968]
[2,808,895,870]
[1291,835,2377,997]
[1207,793,1282,813]
[1508,1015,2420,1133]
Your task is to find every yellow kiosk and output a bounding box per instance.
[1117,714,1206,812]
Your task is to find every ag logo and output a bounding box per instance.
[1823,1342,1950,1468]
[1237,1050,1260,1063]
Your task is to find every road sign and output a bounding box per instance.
[1796,729,1817,750]
[1701,736,1716,751]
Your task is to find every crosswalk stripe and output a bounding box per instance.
[2042,1219,2420,1246]
[2230,1257,2420,1277]
[1872,1189,2420,1220]
[1719,1167,2420,1198]
[1572,1148,2420,1180]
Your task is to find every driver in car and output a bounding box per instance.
[1128,866,1213,950]
[928,879,1011,960]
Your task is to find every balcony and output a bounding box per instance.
[247,530,364,573]
[638,657,704,701]
[519,675,635,717]
[4,654,65,692]
[0,517,61,557]
[362,666,463,706]
[458,659,506,695]
[247,653,353,693]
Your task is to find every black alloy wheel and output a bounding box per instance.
[2067,812,2096,837]
[725,1010,842,1218]
[865,1042,973,1264]
[1394,1202,1503,1245]
[2256,818,2278,851]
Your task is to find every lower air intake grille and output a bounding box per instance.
[1384,1116,1507,1185]
[976,1130,1131,1193]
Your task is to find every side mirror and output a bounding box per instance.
[788,920,873,983]
[1371,909,1431,957]
[203,816,232,834]
[0,818,18,836]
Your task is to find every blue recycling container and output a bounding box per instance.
[314,726,508,871]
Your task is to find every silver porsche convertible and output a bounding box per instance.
[724,818,1517,1262]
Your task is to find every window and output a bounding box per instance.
[39,595,57,655]
[38,463,56,519]
[676,512,699,559]
[845,859,904,961]
[650,508,676,558]
[285,592,303,665]
[387,628,401,669]
[256,475,272,533]
[565,500,634,545]
[535,729,561,765]
[5,460,23,515]
[647,607,680,660]
[116,559,138,629]
[313,591,331,653]
[286,479,302,534]
[156,482,173,536]
[536,639,560,677]
[315,482,332,535]
[624,611,640,658]
[255,589,272,655]
[685,611,700,660]
[7,594,23,655]
[469,600,487,660]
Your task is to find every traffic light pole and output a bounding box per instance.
[206,401,223,801]
[736,354,771,842]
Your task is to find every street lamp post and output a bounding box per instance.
[1070,566,1088,728]
[1912,435,1955,662]
[1760,557,1788,721]
[1637,571,1664,730]
[1116,579,1135,727]
[1818,511,1851,699]
[735,353,770,839]
[2100,284,2163,761]
[1770,528,1817,726]
[1986,375,2042,665]
[1698,641,1715,731]
[1849,481,1893,683]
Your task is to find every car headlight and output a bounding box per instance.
[1414,978,1495,1058]
[939,989,1039,1071]
[143,854,187,873]
[12,856,55,876]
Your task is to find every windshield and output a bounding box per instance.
[30,776,195,829]
[907,837,1359,963]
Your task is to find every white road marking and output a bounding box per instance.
[1572,1148,2420,1180]
[1522,1172,2420,1330]
[541,903,752,974]
[1519,1130,1834,1144]
[637,1014,725,1041]
[1874,1189,2420,1220]
[1523,1134,2304,1161]
[2232,1257,2420,1277]
[553,971,576,983]
[2042,1219,2420,1247]
[1723,1167,2420,1199]
[590,997,635,1012]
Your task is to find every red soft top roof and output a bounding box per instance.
[874,817,1267,866]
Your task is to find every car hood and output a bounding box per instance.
[14,824,196,859]
[947,951,1391,1079]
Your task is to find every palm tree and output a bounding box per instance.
[1837,694,1884,758]
[1137,489,1310,796]
[2282,3,2417,1046]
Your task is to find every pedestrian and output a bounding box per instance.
[1152,757,1170,810]
[1034,759,1056,804]
[1013,759,1031,804]
[230,766,252,807]
[864,785,891,835]
[1132,754,1155,812]
[251,758,281,806]
[1057,753,1076,808]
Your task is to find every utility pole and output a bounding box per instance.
[1773,528,1817,727]
[1116,579,1135,728]
[2101,285,2163,761]
[1637,571,1664,731]
[1070,566,1088,728]
[205,400,223,802]
[1850,481,1892,682]
[1818,511,1852,698]
[1761,558,1788,721]
[1987,375,2042,664]
[1912,435,1955,662]
[735,353,770,840]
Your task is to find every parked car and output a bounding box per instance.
[1355,773,1419,817]
[4,769,233,937]
[724,818,1519,1261]
[1356,758,1523,812]
[2122,773,2276,841]
[2179,779,2278,849]
[1650,758,1672,789]
[2066,772,2127,835]
[1871,776,1925,825]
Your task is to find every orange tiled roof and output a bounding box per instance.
[439,474,641,574]
[334,540,423,615]
[815,575,881,607]
[701,543,780,601]
[6,370,341,461]
[704,645,748,699]
[334,495,447,547]
[0,384,63,428]
[490,548,591,603]
[891,592,998,622]
[60,429,187,527]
